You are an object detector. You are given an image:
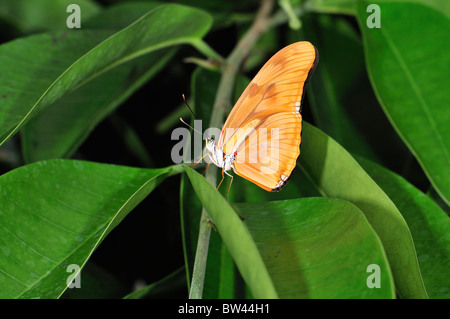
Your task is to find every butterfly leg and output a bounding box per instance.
[201,162,210,176]
[189,152,207,168]
[219,170,234,201]
[226,174,233,201]
[205,218,217,232]
[217,169,225,190]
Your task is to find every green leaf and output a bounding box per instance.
[304,0,357,15]
[184,166,278,299]
[356,156,450,299]
[0,4,213,146]
[299,122,428,298]
[0,160,183,298]
[356,0,450,205]
[235,198,394,298]
[83,2,164,30]
[180,172,240,298]
[0,0,100,33]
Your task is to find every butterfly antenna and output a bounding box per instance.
[182,94,197,119]
[180,94,203,134]
[179,117,203,135]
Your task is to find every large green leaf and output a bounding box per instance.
[185,166,395,298]
[235,198,394,298]
[180,172,240,298]
[0,4,212,146]
[181,173,249,298]
[356,156,450,299]
[356,0,450,205]
[0,160,183,298]
[299,122,427,298]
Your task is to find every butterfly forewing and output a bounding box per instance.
[218,42,317,148]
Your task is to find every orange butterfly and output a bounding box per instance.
[205,41,318,193]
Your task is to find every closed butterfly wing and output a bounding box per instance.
[218,41,318,191]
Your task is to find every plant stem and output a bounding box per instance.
[190,38,225,63]
[270,4,304,29]
[188,0,274,299]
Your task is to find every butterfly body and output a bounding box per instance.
[205,41,318,192]
[205,139,235,173]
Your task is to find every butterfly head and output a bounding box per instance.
[204,137,220,166]
[205,137,216,153]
